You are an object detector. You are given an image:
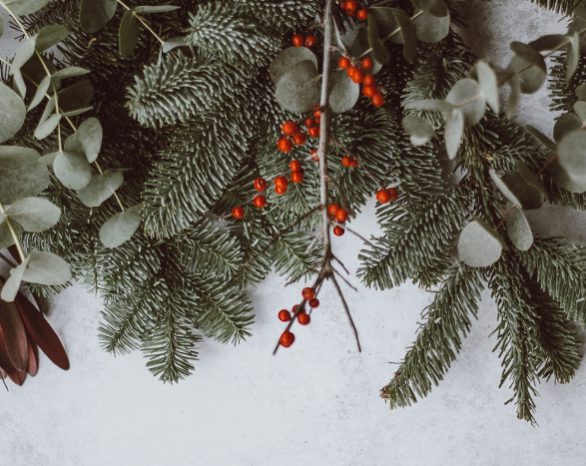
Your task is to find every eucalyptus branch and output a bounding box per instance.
[0,202,26,263]
[116,0,166,45]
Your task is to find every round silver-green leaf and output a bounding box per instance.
[53,151,92,190]
[413,10,450,43]
[274,60,320,114]
[557,130,586,184]
[22,251,71,285]
[457,219,504,268]
[446,79,485,127]
[99,209,141,248]
[402,114,435,146]
[269,47,318,84]
[506,207,533,252]
[329,71,359,114]
[77,171,124,208]
[0,83,26,144]
[5,197,60,233]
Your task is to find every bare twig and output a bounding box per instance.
[331,273,362,352]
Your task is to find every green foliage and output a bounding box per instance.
[530,0,581,13]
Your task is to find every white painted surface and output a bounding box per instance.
[2,3,586,465]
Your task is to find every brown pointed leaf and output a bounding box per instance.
[14,293,70,370]
[0,325,17,373]
[0,300,29,371]
[27,340,38,376]
[8,370,26,386]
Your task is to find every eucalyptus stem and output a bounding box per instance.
[0,203,26,263]
[116,0,166,45]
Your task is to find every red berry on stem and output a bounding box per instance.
[280,331,295,347]
[372,92,385,107]
[349,67,364,84]
[308,126,320,138]
[362,85,377,98]
[304,117,314,128]
[289,159,302,172]
[297,312,311,326]
[310,148,319,162]
[291,171,304,183]
[277,137,293,153]
[275,185,287,195]
[305,34,317,47]
[335,209,349,223]
[292,132,307,146]
[327,203,340,216]
[275,176,288,189]
[302,287,315,300]
[338,56,351,69]
[282,120,299,136]
[309,298,320,308]
[388,187,399,201]
[342,155,353,168]
[231,205,244,220]
[291,33,304,47]
[363,74,375,86]
[253,177,267,192]
[360,57,374,71]
[376,188,391,204]
[357,8,368,20]
[333,225,345,236]
[253,194,267,208]
[278,309,292,322]
[343,0,358,13]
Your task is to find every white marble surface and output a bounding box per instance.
[2,2,586,466]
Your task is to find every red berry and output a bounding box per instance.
[282,120,299,136]
[252,194,267,208]
[362,85,377,98]
[304,117,315,128]
[342,155,354,167]
[310,148,319,162]
[363,74,375,86]
[275,185,287,195]
[372,92,385,107]
[291,171,304,183]
[360,57,374,71]
[275,175,288,188]
[278,309,291,322]
[277,137,293,153]
[357,8,368,20]
[313,107,321,119]
[343,0,358,13]
[338,56,351,70]
[280,331,295,347]
[291,33,304,47]
[253,177,267,192]
[297,312,311,326]
[333,225,345,236]
[305,34,317,47]
[309,298,320,308]
[349,157,359,168]
[335,209,349,223]
[350,68,364,84]
[327,203,340,216]
[308,126,320,138]
[302,287,315,300]
[289,159,302,172]
[231,205,244,220]
[292,132,307,146]
[388,187,399,201]
[376,188,391,204]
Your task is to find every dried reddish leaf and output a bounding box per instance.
[7,370,26,386]
[0,300,29,371]
[14,293,69,370]
[27,340,39,376]
[0,326,17,373]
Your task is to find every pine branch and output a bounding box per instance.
[530,0,581,13]
[381,265,483,407]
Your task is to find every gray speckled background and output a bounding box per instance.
[2,2,586,465]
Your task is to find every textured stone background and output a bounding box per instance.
[2,2,586,465]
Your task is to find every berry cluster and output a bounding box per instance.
[339,0,368,20]
[327,203,350,236]
[291,32,317,48]
[375,187,399,204]
[341,154,358,168]
[277,112,321,155]
[278,287,320,348]
[338,55,385,107]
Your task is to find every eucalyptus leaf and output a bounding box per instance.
[1,260,28,302]
[446,79,485,126]
[58,80,94,114]
[530,34,567,52]
[269,47,318,84]
[557,130,586,184]
[576,84,586,101]
[0,146,49,204]
[0,220,21,249]
[526,126,556,151]
[274,61,320,114]
[413,10,450,43]
[53,151,93,190]
[163,37,188,53]
[99,208,141,248]
[4,0,49,15]
[402,114,435,146]
[80,0,117,33]
[553,112,582,142]
[119,10,140,58]
[405,99,453,112]
[506,75,521,118]
[457,219,503,268]
[411,0,448,16]
[475,61,499,114]
[489,166,546,210]
[22,252,71,286]
[566,32,580,81]
[77,171,124,208]
[506,207,533,252]
[28,75,51,111]
[5,197,60,233]
[64,118,103,163]
[35,25,68,52]
[574,101,586,122]
[52,67,90,80]
[367,12,390,64]
[329,71,359,113]
[507,43,546,94]
[34,114,62,140]
[0,82,26,143]
[548,160,586,193]
[444,108,464,159]
[369,7,417,63]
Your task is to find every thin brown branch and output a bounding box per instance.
[331,273,362,352]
